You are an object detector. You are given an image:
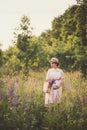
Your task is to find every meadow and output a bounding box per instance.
[0,70,87,130]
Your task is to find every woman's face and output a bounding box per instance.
[50,62,57,68]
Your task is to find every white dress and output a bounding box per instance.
[45,68,64,105]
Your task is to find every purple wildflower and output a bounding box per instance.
[7,87,14,98]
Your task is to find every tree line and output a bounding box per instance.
[0,0,87,78]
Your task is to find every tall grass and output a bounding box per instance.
[0,70,87,130]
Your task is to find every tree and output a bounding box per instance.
[13,15,33,74]
[13,15,45,73]
[74,2,87,78]
[76,0,87,4]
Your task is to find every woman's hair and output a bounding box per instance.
[53,62,59,66]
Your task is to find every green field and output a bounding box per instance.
[0,71,87,130]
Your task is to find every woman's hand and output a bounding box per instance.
[48,79,55,85]
[55,77,61,80]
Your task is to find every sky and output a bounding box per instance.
[0,0,77,50]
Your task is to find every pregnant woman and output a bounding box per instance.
[45,57,64,105]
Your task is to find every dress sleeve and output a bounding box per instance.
[60,70,64,86]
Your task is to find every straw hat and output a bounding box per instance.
[50,57,59,63]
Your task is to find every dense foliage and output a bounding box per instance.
[0,1,87,77]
